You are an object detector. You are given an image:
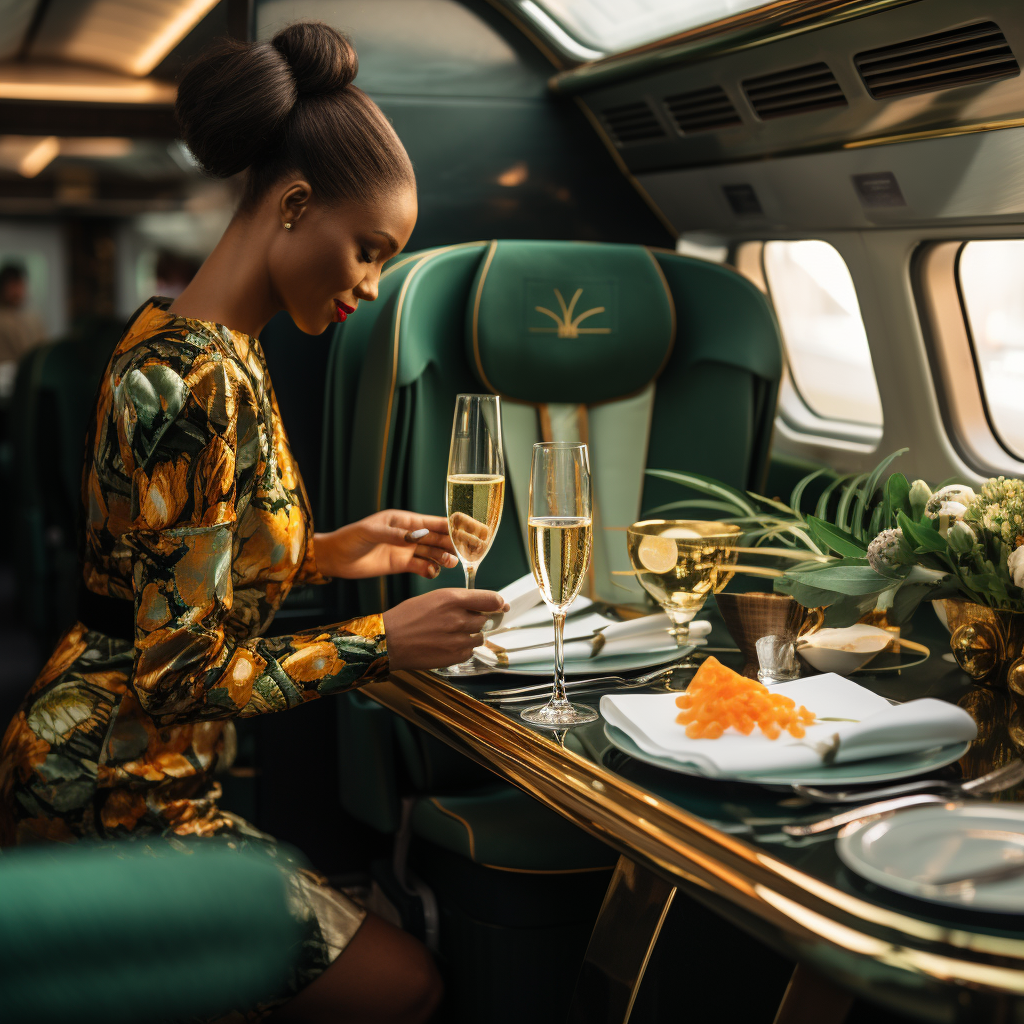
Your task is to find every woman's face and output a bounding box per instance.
[268,183,418,335]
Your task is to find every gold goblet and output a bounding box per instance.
[626,520,742,679]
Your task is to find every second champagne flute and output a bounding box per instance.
[444,394,505,674]
[522,441,596,728]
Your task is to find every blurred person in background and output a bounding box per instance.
[0,262,45,396]
[0,20,507,1024]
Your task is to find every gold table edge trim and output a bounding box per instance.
[362,668,1024,993]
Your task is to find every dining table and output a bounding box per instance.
[359,604,1024,1024]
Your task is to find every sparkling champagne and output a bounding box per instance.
[446,473,504,565]
[528,516,592,610]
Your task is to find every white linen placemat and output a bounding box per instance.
[600,675,977,777]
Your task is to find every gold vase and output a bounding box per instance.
[943,599,1024,690]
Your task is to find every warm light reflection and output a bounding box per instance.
[0,66,175,104]
[19,137,59,178]
[497,161,529,187]
[129,0,223,75]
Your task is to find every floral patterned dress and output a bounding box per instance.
[0,298,389,1015]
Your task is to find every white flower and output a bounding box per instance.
[947,520,976,555]
[1009,546,1024,588]
[909,479,932,518]
[925,490,972,538]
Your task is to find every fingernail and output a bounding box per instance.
[406,528,429,542]
[430,565,439,578]
[503,603,511,611]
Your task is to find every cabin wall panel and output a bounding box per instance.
[255,0,673,249]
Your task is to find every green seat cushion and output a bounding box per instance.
[467,240,675,403]
[412,784,616,872]
[0,841,301,1023]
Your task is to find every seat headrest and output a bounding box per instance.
[467,240,675,404]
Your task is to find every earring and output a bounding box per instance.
[283,221,293,230]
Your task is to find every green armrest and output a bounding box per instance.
[0,841,302,1023]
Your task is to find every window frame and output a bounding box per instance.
[734,240,883,451]
[914,240,1024,479]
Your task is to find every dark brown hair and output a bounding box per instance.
[174,21,414,210]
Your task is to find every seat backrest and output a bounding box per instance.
[326,240,782,613]
[322,240,782,828]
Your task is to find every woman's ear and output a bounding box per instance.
[279,180,313,229]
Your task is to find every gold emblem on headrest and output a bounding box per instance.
[530,288,610,339]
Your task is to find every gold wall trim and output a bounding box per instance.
[363,666,1024,1006]
[843,116,1024,150]
[549,0,923,95]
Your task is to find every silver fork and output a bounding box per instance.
[792,759,1024,805]
[783,763,1024,837]
[480,662,687,705]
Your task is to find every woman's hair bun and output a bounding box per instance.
[175,21,357,179]
[272,22,358,96]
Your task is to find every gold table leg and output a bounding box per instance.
[773,962,853,1024]
[568,855,676,1024]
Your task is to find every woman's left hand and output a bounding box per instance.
[313,510,459,580]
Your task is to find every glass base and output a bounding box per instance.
[437,658,485,677]
[521,701,598,728]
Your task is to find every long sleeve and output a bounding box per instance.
[117,354,387,727]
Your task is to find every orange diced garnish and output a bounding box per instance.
[674,657,817,741]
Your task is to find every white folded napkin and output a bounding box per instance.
[476,614,710,667]
[484,573,592,633]
[601,674,977,778]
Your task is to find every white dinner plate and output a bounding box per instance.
[603,723,970,786]
[480,645,689,677]
[838,803,1024,912]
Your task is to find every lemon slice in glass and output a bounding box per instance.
[637,534,678,574]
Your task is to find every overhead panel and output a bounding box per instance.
[599,99,666,145]
[30,0,220,76]
[743,61,847,119]
[663,85,741,134]
[855,21,1021,99]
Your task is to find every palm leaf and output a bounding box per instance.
[805,516,869,558]
[789,467,830,518]
[815,473,855,521]
[645,469,757,516]
[850,448,907,540]
[644,498,744,516]
[837,473,869,533]
[747,492,802,519]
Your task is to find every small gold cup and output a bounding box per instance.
[715,592,824,679]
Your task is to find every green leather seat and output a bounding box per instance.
[0,840,302,1022]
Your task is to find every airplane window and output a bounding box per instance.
[959,240,1024,461]
[762,240,883,428]
[524,0,772,55]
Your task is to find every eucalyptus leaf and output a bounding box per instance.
[898,512,947,553]
[805,516,868,558]
[792,564,897,595]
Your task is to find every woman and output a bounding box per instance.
[0,21,507,1024]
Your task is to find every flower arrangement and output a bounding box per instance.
[649,451,1024,627]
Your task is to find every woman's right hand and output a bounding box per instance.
[383,588,509,671]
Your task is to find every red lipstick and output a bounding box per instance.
[334,299,356,323]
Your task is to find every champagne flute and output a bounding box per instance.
[522,441,596,728]
[444,394,505,674]
[626,519,741,679]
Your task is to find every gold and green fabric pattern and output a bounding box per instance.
[0,298,385,1016]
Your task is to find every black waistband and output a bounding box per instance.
[78,584,134,643]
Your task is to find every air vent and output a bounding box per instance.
[742,62,847,119]
[855,22,1019,99]
[599,101,667,145]
[664,86,742,134]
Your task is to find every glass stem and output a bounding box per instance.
[552,610,567,706]
[464,564,477,589]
